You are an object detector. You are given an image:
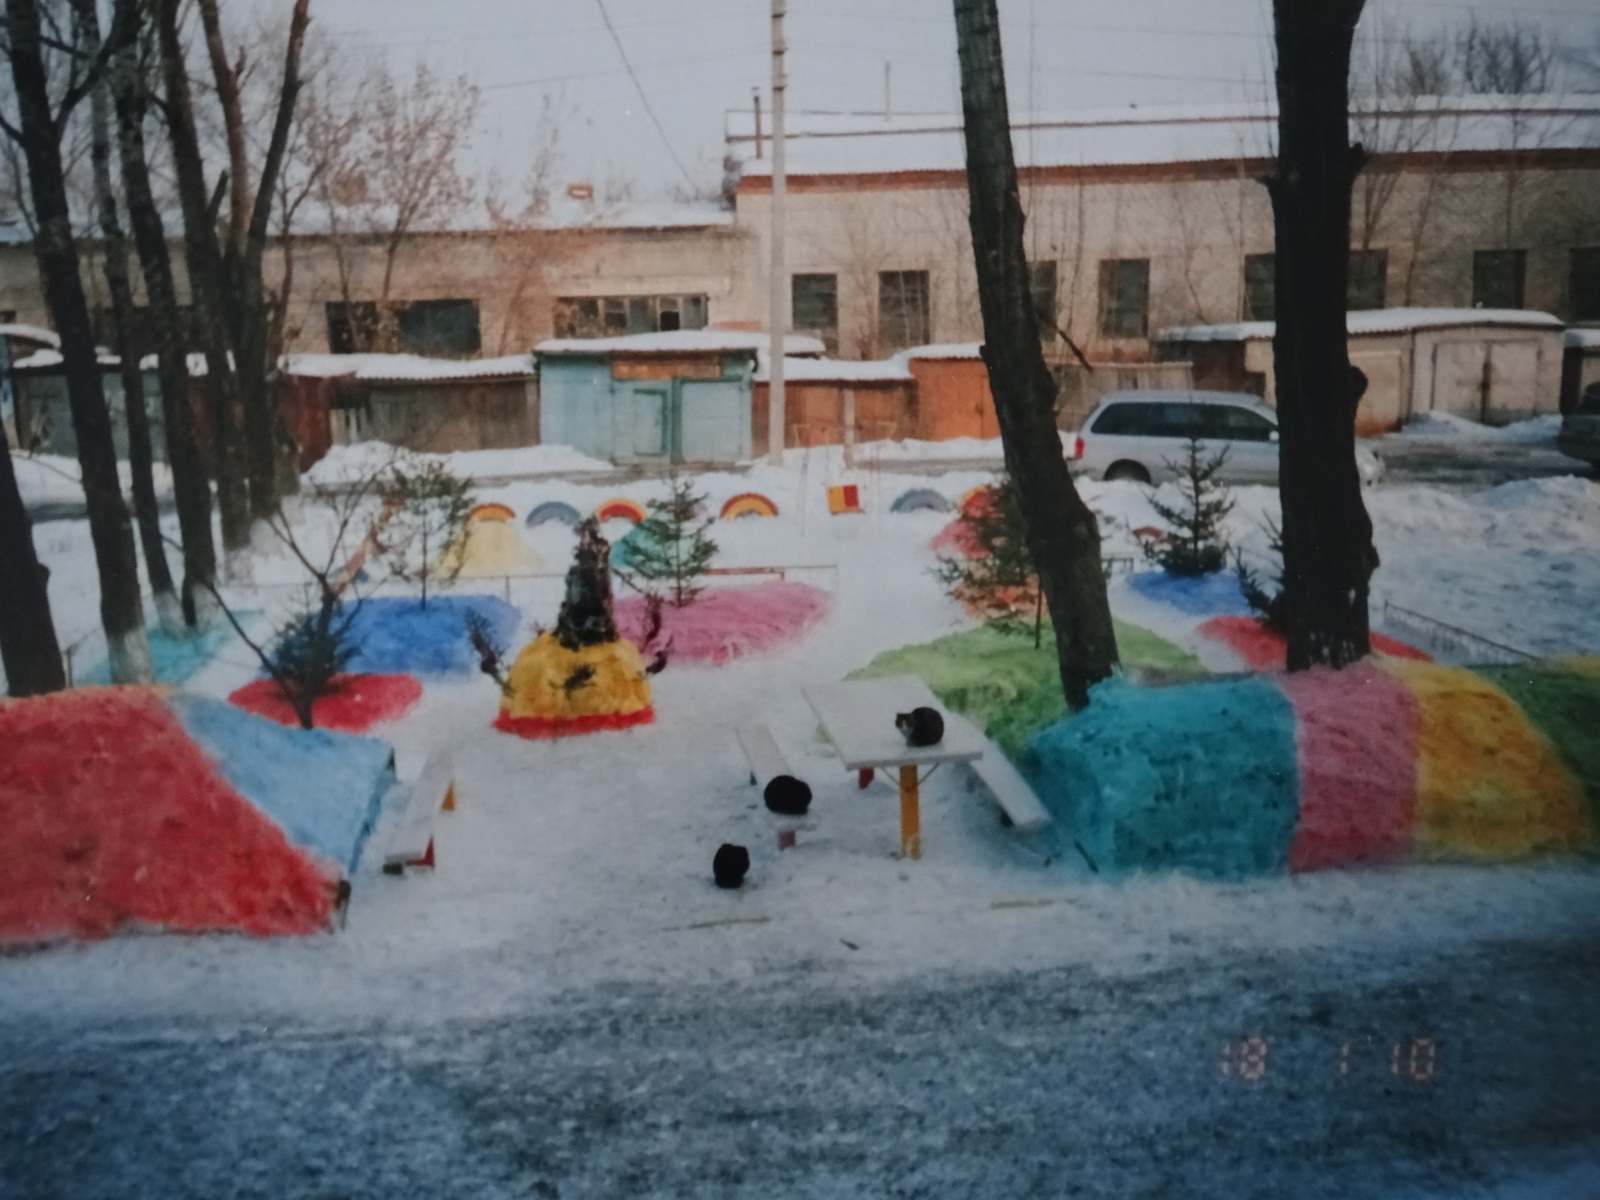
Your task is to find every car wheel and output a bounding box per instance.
[1103,461,1151,484]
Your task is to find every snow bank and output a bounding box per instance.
[11,452,173,509]
[1198,615,1427,670]
[1394,412,1561,442]
[613,582,833,665]
[342,595,521,678]
[303,442,613,487]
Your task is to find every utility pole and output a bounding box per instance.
[768,0,787,467]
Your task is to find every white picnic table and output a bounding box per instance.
[803,676,987,860]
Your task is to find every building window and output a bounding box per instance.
[325,299,481,356]
[1473,250,1526,310]
[878,269,930,351]
[791,273,838,352]
[1569,248,1600,323]
[1099,258,1149,339]
[1029,260,1058,341]
[1348,249,1388,311]
[553,294,708,339]
[1243,253,1275,321]
[92,305,200,359]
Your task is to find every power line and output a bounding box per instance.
[592,0,700,190]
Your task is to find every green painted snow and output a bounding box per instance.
[850,620,1204,761]
[1477,658,1600,822]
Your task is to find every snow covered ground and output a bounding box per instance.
[5,442,1600,1022]
[6,437,1600,1194]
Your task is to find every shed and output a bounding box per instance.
[537,330,823,466]
[1155,309,1566,434]
[903,345,999,441]
[752,356,915,455]
[1561,328,1600,413]
[9,345,165,459]
[291,353,539,458]
[0,323,59,446]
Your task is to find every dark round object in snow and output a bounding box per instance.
[713,843,750,889]
[896,706,945,747]
[763,774,812,816]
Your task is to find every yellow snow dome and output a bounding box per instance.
[495,632,653,738]
[437,507,541,577]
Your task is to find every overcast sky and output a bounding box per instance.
[266,0,1599,198]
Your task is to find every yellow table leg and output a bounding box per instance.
[899,764,921,860]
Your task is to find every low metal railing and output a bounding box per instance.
[1380,597,1539,665]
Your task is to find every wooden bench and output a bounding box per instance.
[736,723,793,787]
[945,717,1051,832]
[382,747,457,873]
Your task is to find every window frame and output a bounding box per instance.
[877,268,932,352]
[1099,258,1150,339]
[1472,249,1527,310]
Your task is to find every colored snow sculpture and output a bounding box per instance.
[1277,663,1418,871]
[1021,676,1301,880]
[826,484,863,515]
[1127,570,1255,617]
[435,504,541,578]
[525,500,582,529]
[0,688,394,942]
[594,497,647,524]
[613,581,833,664]
[1478,658,1600,824]
[1377,657,1590,859]
[720,492,780,519]
[891,487,951,514]
[343,595,521,677]
[228,672,423,733]
[496,518,654,738]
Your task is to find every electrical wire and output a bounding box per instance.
[592,0,700,190]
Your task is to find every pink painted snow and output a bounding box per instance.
[614,582,833,665]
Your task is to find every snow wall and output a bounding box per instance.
[1020,657,1599,879]
[0,688,395,943]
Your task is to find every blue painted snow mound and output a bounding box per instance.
[1021,676,1299,879]
[342,595,521,677]
[1127,570,1253,617]
[891,488,951,514]
[83,615,252,687]
[169,694,396,874]
[526,500,581,528]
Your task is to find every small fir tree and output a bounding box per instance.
[1144,438,1234,577]
[381,460,474,608]
[266,591,362,730]
[934,478,1047,646]
[1234,516,1289,634]
[465,608,513,696]
[619,476,718,608]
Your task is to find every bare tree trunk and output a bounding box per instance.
[76,0,181,634]
[153,0,251,566]
[952,0,1117,711]
[1268,0,1378,671]
[0,410,65,695]
[108,26,218,626]
[5,0,151,683]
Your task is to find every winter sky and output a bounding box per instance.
[252,0,1598,197]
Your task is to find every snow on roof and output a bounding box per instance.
[732,96,1600,179]
[537,330,826,357]
[285,353,535,382]
[11,347,120,369]
[0,323,59,349]
[754,355,913,383]
[1566,328,1600,350]
[1157,308,1565,343]
[903,343,984,360]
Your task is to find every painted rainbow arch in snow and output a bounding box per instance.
[720,492,780,519]
[525,500,582,529]
[466,502,517,524]
[1020,657,1600,879]
[891,488,951,514]
[958,485,997,516]
[594,497,648,524]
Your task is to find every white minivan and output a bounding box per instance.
[1069,389,1384,486]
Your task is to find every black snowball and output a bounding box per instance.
[713,843,750,889]
[763,774,813,816]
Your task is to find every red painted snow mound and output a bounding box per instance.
[0,688,337,943]
[614,582,834,664]
[228,672,422,732]
[1279,663,1419,872]
[493,707,656,739]
[1199,615,1430,671]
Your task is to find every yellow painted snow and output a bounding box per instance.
[500,633,652,722]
